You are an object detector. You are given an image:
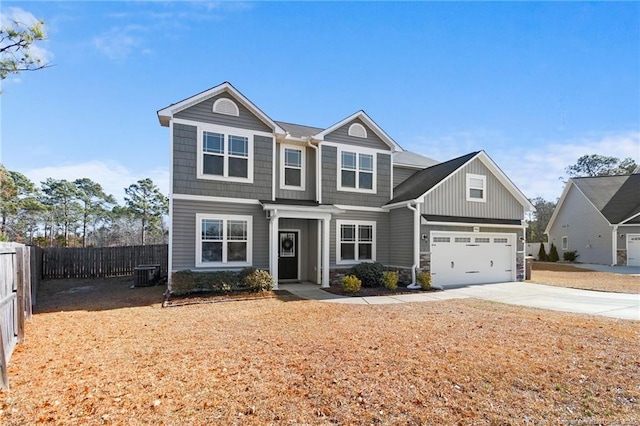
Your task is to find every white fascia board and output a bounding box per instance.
[313,110,402,152]
[172,193,260,205]
[620,211,640,225]
[475,151,535,212]
[157,82,284,133]
[334,205,387,212]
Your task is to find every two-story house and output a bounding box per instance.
[158,82,534,290]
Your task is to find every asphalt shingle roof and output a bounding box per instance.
[387,151,479,205]
[572,174,640,224]
[275,121,324,138]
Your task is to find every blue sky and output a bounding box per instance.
[1,1,639,203]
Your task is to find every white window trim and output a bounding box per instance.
[279,143,305,191]
[466,173,486,202]
[196,123,255,183]
[348,123,367,138]
[562,236,568,251]
[196,213,253,267]
[336,220,376,265]
[337,146,377,194]
[212,97,239,116]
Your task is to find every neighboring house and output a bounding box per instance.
[546,173,640,266]
[157,82,534,289]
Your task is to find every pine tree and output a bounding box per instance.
[548,243,560,262]
[537,243,548,261]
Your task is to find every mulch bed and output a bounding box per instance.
[323,283,438,297]
[163,289,302,307]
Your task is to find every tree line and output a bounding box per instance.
[0,165,168,247]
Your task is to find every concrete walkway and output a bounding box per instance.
[278,282,640,320]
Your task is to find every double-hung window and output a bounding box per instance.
[339,149,375,192]
[198,125,253,183]
[196,214,252,267]
[337,220,376,264]
[466,173,486,202]
[280,145,305,190]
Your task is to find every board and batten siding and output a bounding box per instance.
[422,158,524,220]
[276,144,317,201]
[173,123,273,200]
[174,92,273,133]
[548,185,612,264]
[324,118,391,151]
[171,199,269,271]
[393,166,418,189]
[389,207,414,267]
[329,210,390,267]
[321,146,391,207]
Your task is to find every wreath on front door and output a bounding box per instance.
[282,237,294,251]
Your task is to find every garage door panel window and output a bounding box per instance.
[466,174,486,202]
[337,221,375,264]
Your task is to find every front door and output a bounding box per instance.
[278,231,298,280]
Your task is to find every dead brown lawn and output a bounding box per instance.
[530,262,640,294]
[1,277,638,425]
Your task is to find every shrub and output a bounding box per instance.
[417,271,432,290]
[342,275,362,293]
[242,269,274,292]
[209,271,239,292]
[537,244,548,261]
[382,271,399,290]
[563,250,579,262]
[548,243,560,262]
[351,262,385,287]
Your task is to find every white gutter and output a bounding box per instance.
[612,225,618,266]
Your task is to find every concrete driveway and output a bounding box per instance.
[279,282,640,320]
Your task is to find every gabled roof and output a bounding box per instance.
[313,110,402,151]
[157,82,284,133]
[275,121,324,139]
[393,151,439,169]
[386,151,534,212]
[388,152,478,205]
[546,173,640,233]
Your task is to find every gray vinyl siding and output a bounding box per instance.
[173,123,273,199]
[393,166,418,189]
[422,158,524,220]
[174,92,272,133]
[279,218,319,282]
[172,199,269,271]
[321,145,391,207]
[324,118,391,151]
[389,207,414,267]
[548,185,613,264]
[276,144,316,201]
[330,210,390,267]
[420,225,522,253]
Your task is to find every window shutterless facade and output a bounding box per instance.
[196,214,252,267]
[197,124,254,183]
[336,220,376,264]
[466,173,486,202]
[338,148,376,193]
[280,144,305,190]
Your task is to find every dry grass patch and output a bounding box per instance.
[530,262,640,294]
[1,278,638,424]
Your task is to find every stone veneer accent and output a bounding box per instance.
[617,249,627,265]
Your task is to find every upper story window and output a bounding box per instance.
[338,148,376,193]
[197,124,254,183]
[196,214,252,267]
[466,173,486,202]
[212,98,239,116]
[348,123,367,138]
[280,144,305,190]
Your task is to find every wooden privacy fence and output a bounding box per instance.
[41,244,168,279]
[0,242,36,390]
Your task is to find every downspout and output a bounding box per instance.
[612,225,618,266]
[406,201,421,289]
[306,139,320,203]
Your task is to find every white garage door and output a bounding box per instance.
[430,231,516,287]
[628,234,640,267]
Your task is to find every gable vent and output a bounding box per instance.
[348,123,367,138]
[213,98,240,116]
